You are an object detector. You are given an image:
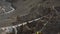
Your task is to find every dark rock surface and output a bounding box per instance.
[0,0,60,34]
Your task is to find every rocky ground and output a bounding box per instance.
[0,0,60,34]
